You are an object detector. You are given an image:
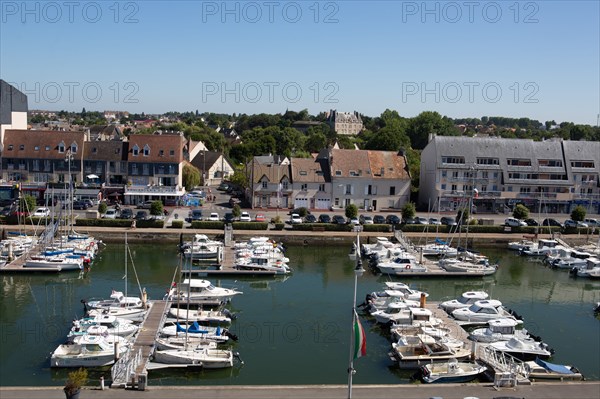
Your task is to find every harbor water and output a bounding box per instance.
[0,243,598,386]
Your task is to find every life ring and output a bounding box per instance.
[303,239,308,245]
[405,265,411,270]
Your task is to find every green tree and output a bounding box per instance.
[345,204,358,219]
[182,164,201,190]
[19,194,37,214]
[232,204,241,218]
[401,202,416,220]
[296,207,308,217]
[457,207,470,225]
[150,200,164,216]
[304,130,327,153]
[570,205,586,222]
[228,166,249,189]
[98,202,107,215]
[406,111,458,150]
[512,204,530,220]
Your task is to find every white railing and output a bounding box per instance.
[480,345,529,382]
[111,348,142,387]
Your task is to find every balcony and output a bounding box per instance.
[124,185,184,195]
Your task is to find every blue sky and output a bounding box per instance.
[1,0,599,124]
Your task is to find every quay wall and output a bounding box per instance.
[8,225,595,247]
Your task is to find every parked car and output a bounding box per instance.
[240,212,251,222]
[254,213,266,222]
[542,218,563,228]
[73,200,90,210]
[207,212,220,221]
[288,207,311,216]
[290,213,303,224]
[385,215,401,224]
[428,218,441,225]
[103,208,120,219]
[373,215,386,224]
[332,215,346,224]
[359,215,374,225]
[137,200,154,209]
[82,199,95,208]
[223,212,235,223]
[348,217,360,225]
[414,217,429,224]
[217,183,229,191]
[187,209,203,222]
[564,219,588,228]
[135,210,148,220]
[119,208,133,219]
[583,218,599,227]
[304,214,317,223]
[505,217,527,227]
[402,218,417,225]
[318,214,331,223]
[32,207,50,217]
[523,218,539,226]
[440,216,457,226]
[0,206,13,217]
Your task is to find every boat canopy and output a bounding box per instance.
[536,358,575,374]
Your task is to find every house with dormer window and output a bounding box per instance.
[249,155,291,209]
[290,156,331,209]
[123,133,186,205]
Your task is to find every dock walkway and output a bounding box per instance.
[111,300,169,389]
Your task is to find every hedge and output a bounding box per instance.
[190,221,225,230]
[292,223,353,232]
[170,220,184,229]
[231,222,269,230]
[362,224,393,232]
[75,218,164,228]
[273,223,285,230]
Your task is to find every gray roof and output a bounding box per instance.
[0,80,28,124]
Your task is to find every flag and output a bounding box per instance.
[353,310,366,359]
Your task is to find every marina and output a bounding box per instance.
[0,242,598,389]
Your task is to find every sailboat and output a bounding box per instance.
[83,234,148,321]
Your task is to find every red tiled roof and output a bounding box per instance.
[3,129,85,160]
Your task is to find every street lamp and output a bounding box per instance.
[347,233,365,399]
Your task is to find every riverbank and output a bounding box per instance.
[2,382,599,399]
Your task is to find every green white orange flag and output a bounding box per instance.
[353,310,367,359]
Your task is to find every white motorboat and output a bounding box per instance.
[439,291,489,313]
[489,337,553,361]
[548,249,592,269]
[181,234,224,250]
[152,346,234,368]
[520,239,564,256]
[235,255,291,274]
[86,290,144,310]
[371,302,412,324]
[420,359,487,383]
[164,279,242,302]
[451,300,522,324]
[183,244,223,260]
[70,314,139,338]
[389,308,443,331]
[439,258,497,275]
[508,239,535,251]
[390,334,471,369]
[469,318,533,343]
[87,307,147,323]
[383,282,429,301]
[168,307,233,324]
[524,358,583,381]
[570,257,600,278]
[50,335,129,367]
[377,255,428,274]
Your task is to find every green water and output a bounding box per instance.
[0,243,598,386]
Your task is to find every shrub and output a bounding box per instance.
[273,223,285,230]
[98,202,107,215]
[401,202,416,220]
[64,367,88,395]
[232,222,268,230]
[190,221,225,230]
[570,205,586,222]
[345,204,358,219]
[512,204,530,220]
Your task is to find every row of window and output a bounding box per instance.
[571,161,595,168]
[259,181,397,196]
[508,173,568,180]
[440,184,578,194]
[6,142,78,153]
[5,143,175,157]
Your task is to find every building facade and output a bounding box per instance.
[326,110,363,135]
[419,135,600,214]
[249,149,411,211]
[0,80,28,149]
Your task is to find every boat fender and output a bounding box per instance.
[303,239,308,246]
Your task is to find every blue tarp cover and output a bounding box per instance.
[536,358,574,374]
[434,238,448,245]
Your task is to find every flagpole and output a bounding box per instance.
[347,232,364,399]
